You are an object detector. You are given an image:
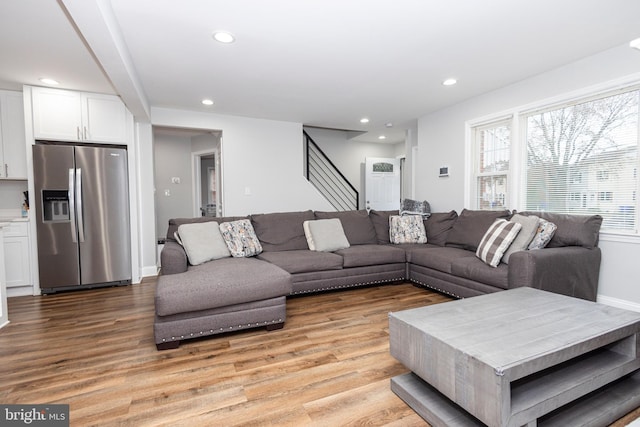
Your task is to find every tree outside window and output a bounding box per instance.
[525,90,639,231]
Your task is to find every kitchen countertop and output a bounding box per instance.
[0,217,28,222]
[0,209,29,222]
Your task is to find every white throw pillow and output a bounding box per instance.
[502,214,539,264]
[389,215,427,244]
[476,219,522,267]
[175,222,230,265]
[303,219,350,252]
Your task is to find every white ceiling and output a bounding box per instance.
[1,0,640,144]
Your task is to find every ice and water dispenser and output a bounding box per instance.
[42,190,70,222]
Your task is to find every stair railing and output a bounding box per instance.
[304,131,359,211]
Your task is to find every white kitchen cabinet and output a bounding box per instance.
[0,90,27,179]
[0,223,8,329]
[31,87,129,143]
[3,222,31,296]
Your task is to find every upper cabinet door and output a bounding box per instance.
[31,87,129,144]
[81,93,128,143]
[32,87,82,141]
[0,91,27,179]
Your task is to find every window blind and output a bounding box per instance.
[524,89,639,232]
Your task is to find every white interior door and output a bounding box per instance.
[365,157,401,211]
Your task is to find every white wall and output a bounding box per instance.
[415,43,640,308]
[149,108,333,216]
[153,132,194,238]
[304,127,403,209]
[135,122,157,277]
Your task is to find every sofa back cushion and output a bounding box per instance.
[519,211,602,249]
[424,210,458,246]
[314,210,377,245]
[445,209,511,252]
[166,216,247,242]
[369,210,399,244]
[251,210,315,252]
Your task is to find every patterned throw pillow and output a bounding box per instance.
[527,218,557,250]
[219,219,263,257]
[476,219,522,267]
[389,215,427,244]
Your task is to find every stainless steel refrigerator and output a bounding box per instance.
[33,143,131,293]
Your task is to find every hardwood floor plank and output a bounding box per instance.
[0,279,637,426]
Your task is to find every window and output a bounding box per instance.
[472,120,511,210]
[469,84,640,234]
[524,89,639,231]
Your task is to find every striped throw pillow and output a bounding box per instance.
[476,219,522,267]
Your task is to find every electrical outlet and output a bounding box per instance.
[164,189,171,196]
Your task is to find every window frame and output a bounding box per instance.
[465,74,640,238]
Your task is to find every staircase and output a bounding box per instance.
[304,131,359,210]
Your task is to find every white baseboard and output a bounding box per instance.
[140,265,159,279]
[597,294,640,312]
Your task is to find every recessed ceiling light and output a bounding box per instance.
[378,135,387,140]
[443,78,457,86]
[213,31,235,44]
[39,78,59,85]
[201,99,214,106]
[630,38,640,50]
[360,118,370,124]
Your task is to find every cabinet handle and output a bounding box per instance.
[5,164,8,177]
[77,126,81,140]
[84,126,87,140]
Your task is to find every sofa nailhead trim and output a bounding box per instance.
[159,317,285,343]
[290,276,405,295]
[409,278,463,299]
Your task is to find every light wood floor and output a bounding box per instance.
[1,279,638,426]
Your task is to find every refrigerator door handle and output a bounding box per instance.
[69,168,78,243]
[76,168,86,242]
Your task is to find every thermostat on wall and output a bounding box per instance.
[439,166,449,177]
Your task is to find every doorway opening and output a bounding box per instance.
[192,148,222,217]
[152,126,223,241]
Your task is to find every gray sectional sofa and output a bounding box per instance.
[154,208,602,349]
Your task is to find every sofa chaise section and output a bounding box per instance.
[154,255,291,350]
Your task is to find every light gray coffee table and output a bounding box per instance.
[389,287,640,427]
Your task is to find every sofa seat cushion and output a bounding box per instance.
[156,257,291,316]
[257,250,343,273]
[450,256,509,289]
[407,246,476,274]
[335,244,406,268]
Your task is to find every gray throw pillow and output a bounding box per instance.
[303,219,350,252]
[502,214,539,264]
[175,222,230,265]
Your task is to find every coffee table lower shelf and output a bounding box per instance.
[391,370,640,427]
